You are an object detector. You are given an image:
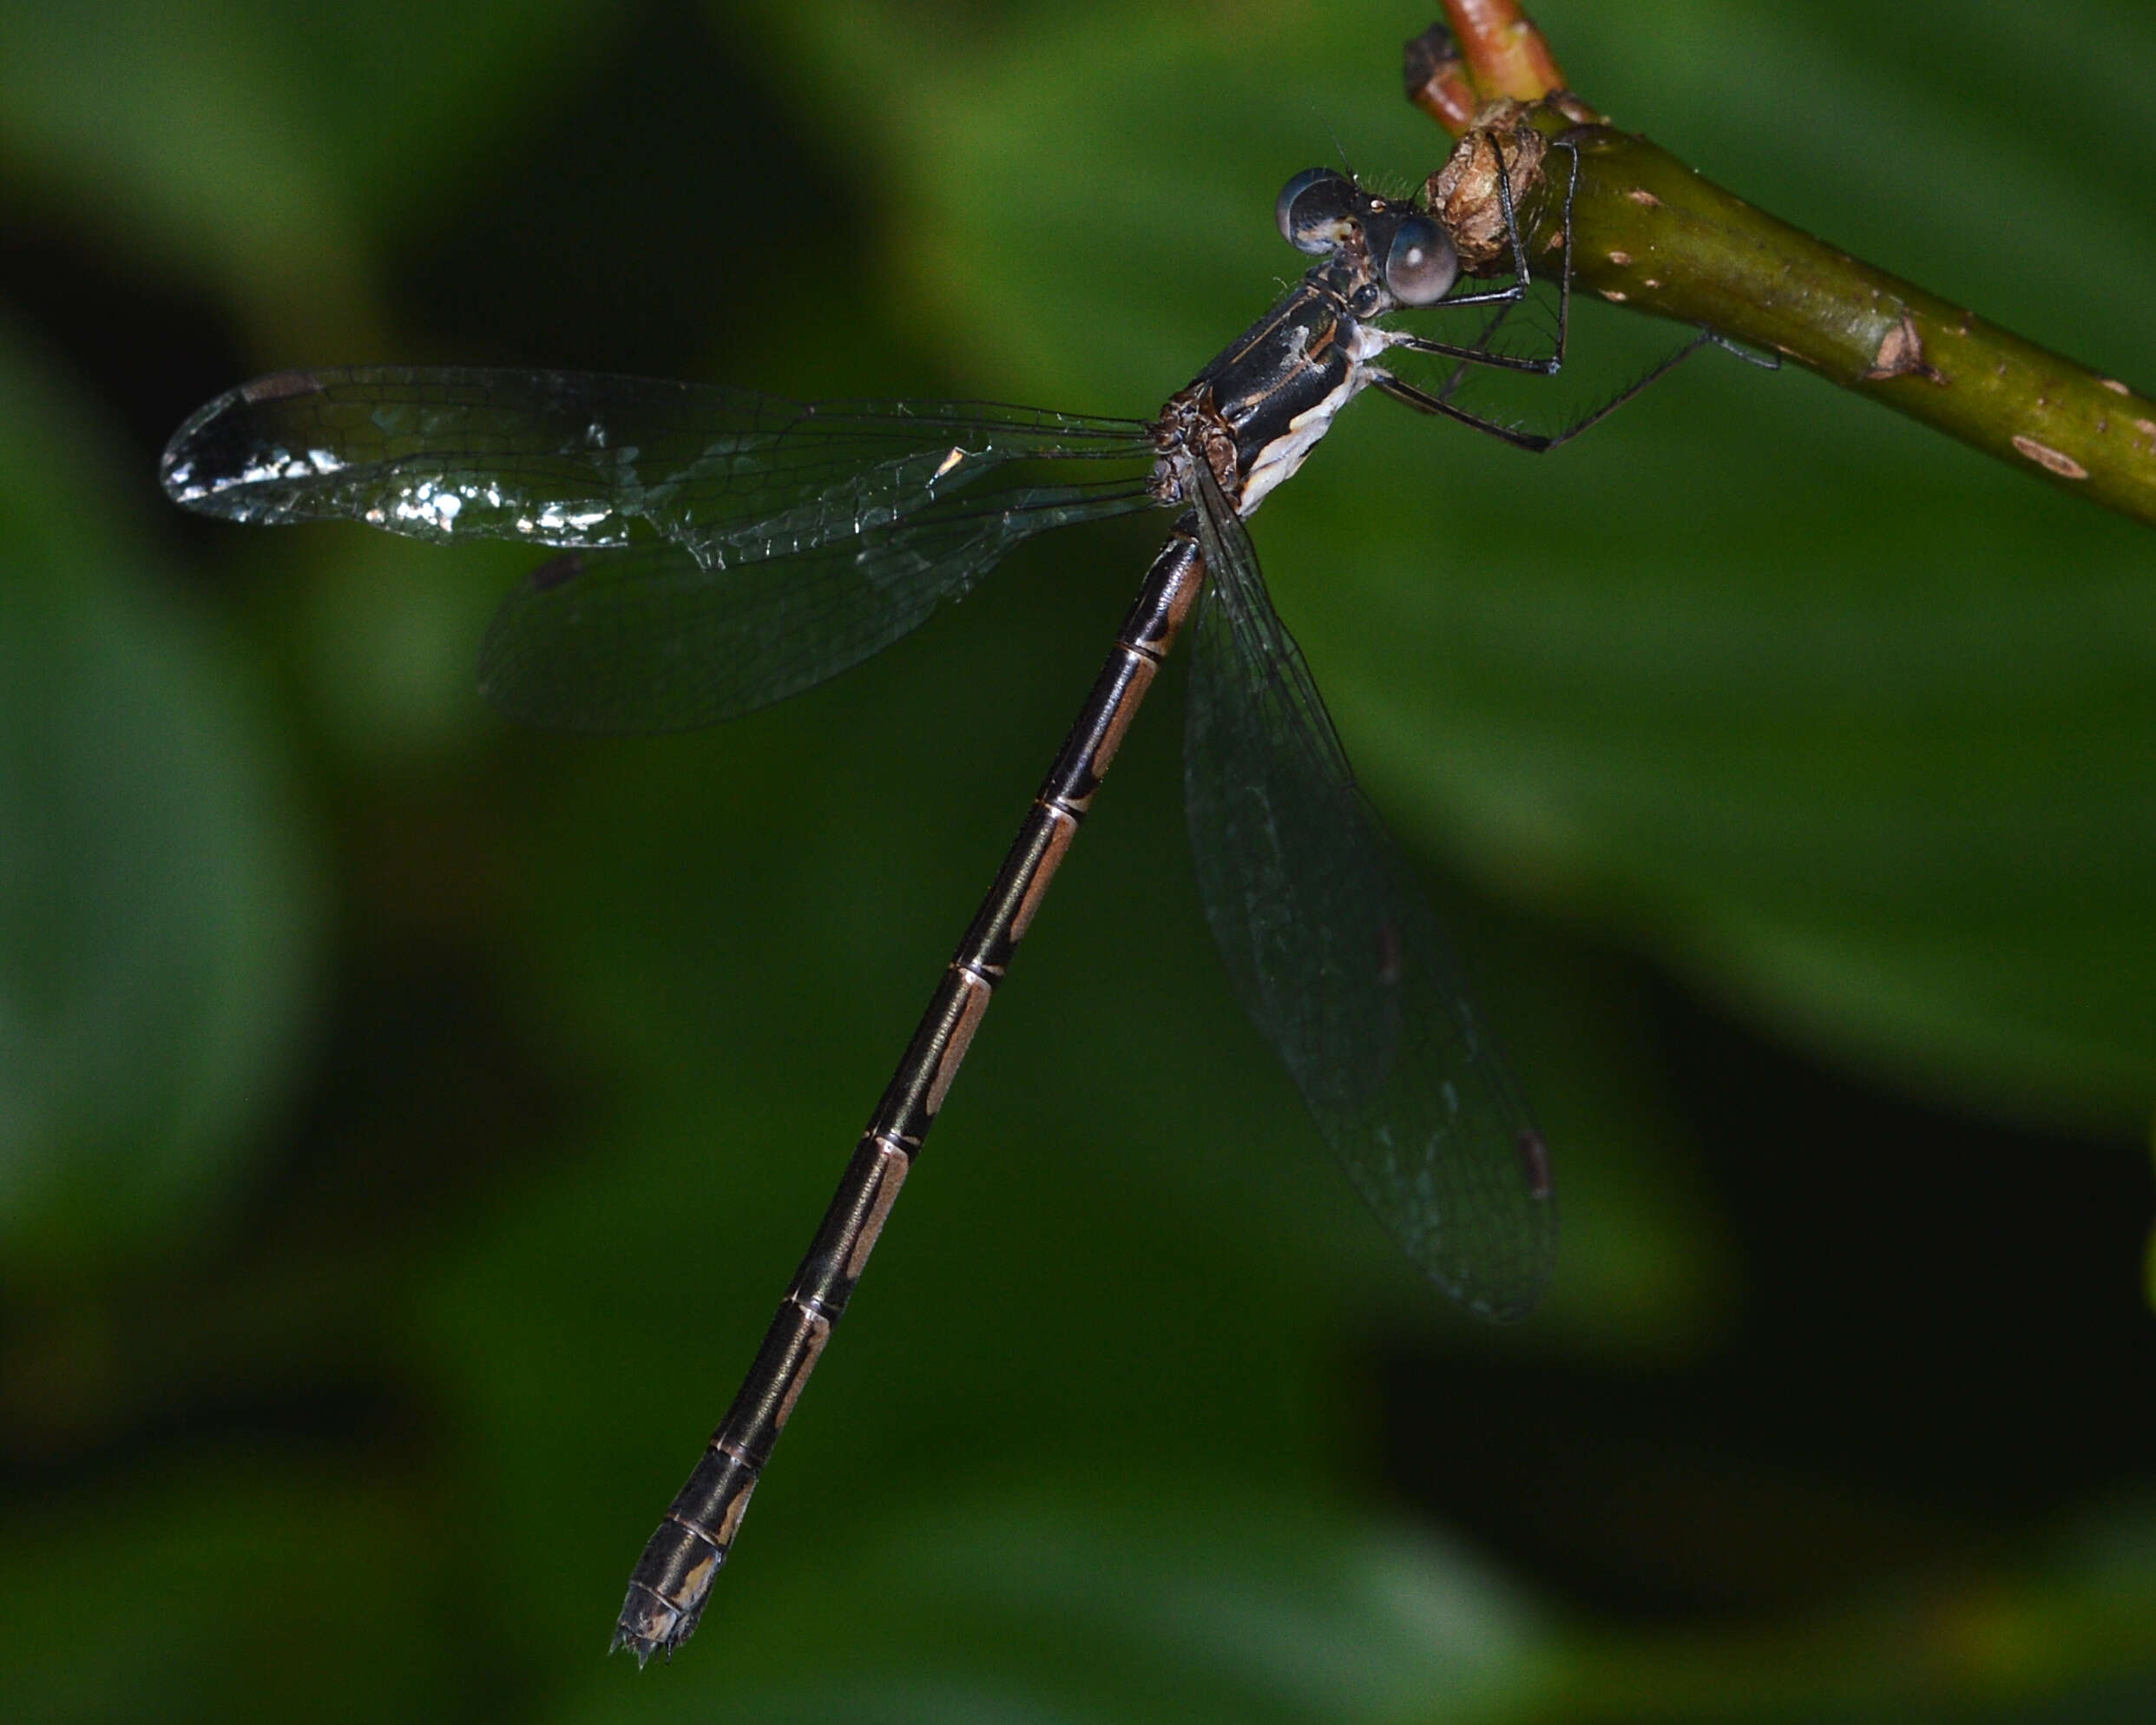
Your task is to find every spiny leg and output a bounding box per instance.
[1372,324,1718,452]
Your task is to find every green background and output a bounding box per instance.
[3,0,2155,1718]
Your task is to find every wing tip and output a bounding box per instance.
[161,370,336,510]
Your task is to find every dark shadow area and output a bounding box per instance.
[1384,967,2156,1620]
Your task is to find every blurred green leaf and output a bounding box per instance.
[0,324,317,1266]
[0,0,612,352]
[293,531,529,766]
[0,1456,453,1725]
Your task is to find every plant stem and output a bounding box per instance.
[1403,13,2156,527]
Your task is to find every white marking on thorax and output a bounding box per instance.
[1236,319,1390,517]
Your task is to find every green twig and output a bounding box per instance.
[1405,13,2156,527]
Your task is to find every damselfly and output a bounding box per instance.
[163,140,1709,1662]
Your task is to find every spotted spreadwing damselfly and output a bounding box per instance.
[162,136,1719,1662]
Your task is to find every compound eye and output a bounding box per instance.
[1383,214,1458,306]
[1276,167,1358,254]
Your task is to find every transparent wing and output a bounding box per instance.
[161,366,1161,731]
[1181,470,1556,1319]
[471,478,1149,731]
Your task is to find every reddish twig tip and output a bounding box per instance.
[1443,0,1568,103]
